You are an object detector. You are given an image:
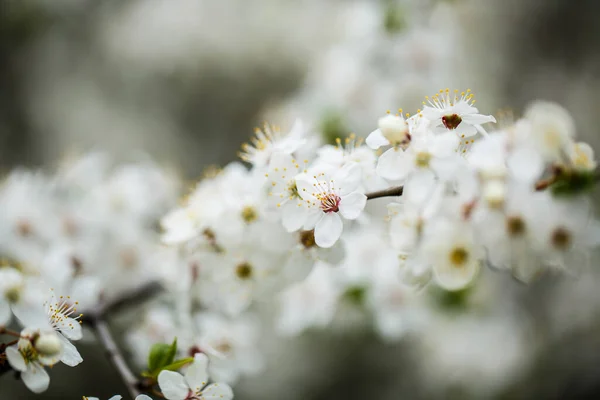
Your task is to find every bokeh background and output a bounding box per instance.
[2,0,600,399]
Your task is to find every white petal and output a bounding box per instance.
[202,383,234,400]
[295,174,318,202]
[302,209,323,230]
[365,129,390,150]
[0,301,11,325]
[339,193,367,220]
[333,162,362,195]
[507,147,544,183]
[58,334,83,367]
[5,346,27,372]
[158,370,189,400]
[135,396,153,400]
[376,148,411,181]
[21,363,50,394]
[455,124,478,137]
[109,396,123,400]
[185,353,210,393]
[314,213,343,248]
[434,260,480,291]
[281,201,308,232]
[58,317,82,341]
[461,113,496,125]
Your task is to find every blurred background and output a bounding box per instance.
[2,0,600,399]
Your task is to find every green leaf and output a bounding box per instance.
[550,169,595,197]
[162,357,194,372]
[147,338,178,373]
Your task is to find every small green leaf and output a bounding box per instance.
[551,169,595,197]
[162,357,194,372]
[147,338,178,373]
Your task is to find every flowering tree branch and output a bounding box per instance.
[366,186,404,200]
[91,318,141,399]
[83,282,164,399]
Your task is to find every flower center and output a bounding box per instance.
[317,192,341,213]
[235,262,254,280]
[299,230,316,249]
[46,295,82,331]
[287,181,300,199]
[442,114,462,130]
[551,227,572,250]
[241,206,258,223]
[4,285,22,303]
[506,216,526,237]
[449,247,469,267]
[415,151,432,167]
[215,341,232,354]
[16,219,33,237]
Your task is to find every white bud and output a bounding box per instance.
[35,332,63,357]
[483,180,505,209]
[479,164,507,181]
[378,115,409,144]
[525,101,575,159]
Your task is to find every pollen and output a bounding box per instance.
[235,262,254,280]
[299,230,317,249]
[241,206,258,223]
[506,216,526,236]
[551,227,572,250]
[449,247,469,267]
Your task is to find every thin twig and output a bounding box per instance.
[0,327,22,337]
[92,318,141,399]
[366,186,404,200]
[83,282,163,399]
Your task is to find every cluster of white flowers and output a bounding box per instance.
[0,153,179,393]
[139,89,600,397]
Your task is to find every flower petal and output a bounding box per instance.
[339,192,367,220]
[21,363,50,394]
[376,148,411,181]
[158,370,189,400]
[58,317,82,341]
[295,174,318,202]
[5,346,27,372]
[281,201,308,232]
[58,334,83,367]
[333,162,362,195]
[185,353,210,393]
[434,259,480,291]
[109,396,123,400]
[365,129,390,150]
[202,383,234,400]
[314,213,343,248]
[461,113,497,126]
[135,396,153,400]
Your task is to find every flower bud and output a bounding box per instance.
[35,332,62,357]
[483,180,505,209]
[378,115,409,144]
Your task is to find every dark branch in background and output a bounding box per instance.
[84,281,164,399]
[91,319,141,399]
[366,186,403,200]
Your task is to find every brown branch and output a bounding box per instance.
[91,318,141,399]
[0,327,21,337]
[83,281,163,399]
[366,186,404,200]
